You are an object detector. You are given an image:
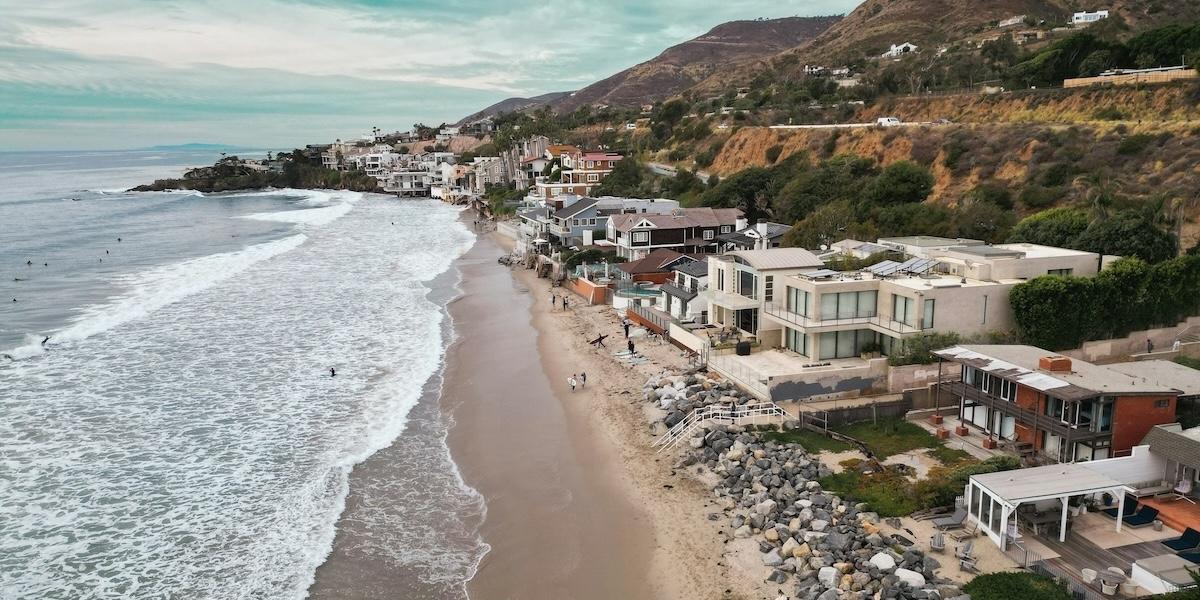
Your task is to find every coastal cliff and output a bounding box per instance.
[131,154,381,193]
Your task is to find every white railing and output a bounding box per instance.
[707,353,770,399]
[654,401,788,452]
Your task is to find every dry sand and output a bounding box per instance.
[449,230,778,599]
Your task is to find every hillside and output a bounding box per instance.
[549,16,841,113]
[457,91,573,124]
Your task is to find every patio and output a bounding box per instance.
[707,349,877,401]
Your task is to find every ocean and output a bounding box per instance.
[0,150,486,599]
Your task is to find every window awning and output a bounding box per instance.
[708,290,760,311]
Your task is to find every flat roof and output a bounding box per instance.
[935,345,1179,400]
[949,245,1027,259]
[1106,360,1200,397]
[992,243,1096,259]
[879,236,984,248]
[973,463,1126,504]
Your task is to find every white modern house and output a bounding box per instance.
[1072,10,1109,25]
[881,42,919,58]
[660,259,709,323]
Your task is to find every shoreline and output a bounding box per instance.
[449,226,767,599]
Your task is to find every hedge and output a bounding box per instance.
[1010,255,1200,350]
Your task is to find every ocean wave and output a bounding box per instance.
[4,234,307,359]
[239,190,362,225]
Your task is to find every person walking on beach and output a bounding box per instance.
[562,296,569,310]
[627,339,635,355]
[567,375,578,392]
[580,372,587,388]
[623,319,631,338]
[589,334,608,348]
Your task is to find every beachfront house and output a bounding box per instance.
[540,196,682,249]
[606,207,743,260]
[933,345,1181,462]
[533,150,623,201]
[708,248,826,345]
[660,258,709,323]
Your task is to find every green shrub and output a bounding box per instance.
[888,333,962,366]
[1116,133,1156,155]
[963,572,1073,600]
[1093,105,1127,121]
[765,144,783,163]
[1017,185,1061,209]
[1038,163,1075,187]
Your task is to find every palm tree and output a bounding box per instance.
[1072,172,1121,221]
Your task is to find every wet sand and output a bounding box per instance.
[445,231,656,599]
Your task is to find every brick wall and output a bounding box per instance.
[1112,394,1178,454]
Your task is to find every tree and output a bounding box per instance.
[1010,276,1100,350]
[772,154,875,223]
[591,157,646,197]
[1078,49,1115,76]
[1074,210,1177,263]
[1006,207,1089,247]
[863,160,934,205]
[700,167,774,221]
[782,201,878,249]
[952,200,1016,242]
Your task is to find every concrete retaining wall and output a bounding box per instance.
[769,358,889,403]
[1060,316,1200,363]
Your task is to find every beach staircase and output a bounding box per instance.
[653,402,788,453]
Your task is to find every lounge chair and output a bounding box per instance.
[1122,506,1160,528]
[933,508,967,530]
[958,557,979,573]
[1179,552,1200,565]
[1133,480,1175,498]
[1101,495,1138,519]
[1163,527,1200,552]
[955,540,975,561]
[1081,568,1098,585]
[930,532,946,553]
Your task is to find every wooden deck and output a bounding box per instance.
[1040,535,1169,598]
[1140,496,1200,534]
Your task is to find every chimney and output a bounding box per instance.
[755,220,770,250]
[1039,356,1072,372]
[735,216,748,231]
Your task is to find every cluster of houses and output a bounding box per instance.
[505,209,1200,592]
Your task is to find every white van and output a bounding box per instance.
[875,117,902,127]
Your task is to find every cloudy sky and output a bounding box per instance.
[0,0,855,150]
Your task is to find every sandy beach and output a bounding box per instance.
[447,228,774,599]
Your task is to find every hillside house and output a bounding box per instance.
[880,42,919,59]
[1071,10,1109,25]
[607,207,743,260]
[998,15,1026,28]
[934,345,1181,462]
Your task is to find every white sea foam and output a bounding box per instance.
[239,190,361,225]
[0,196,480,599]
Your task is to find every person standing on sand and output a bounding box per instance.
[562,297,569,310]
[627,339,635,355]
[567,375,578,392]
[580,372,587,387]
[623,319,631,338]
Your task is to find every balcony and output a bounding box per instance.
[762,303,923,336]
[941,380,1111,443]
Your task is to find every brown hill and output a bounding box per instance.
[457,91,573,124]
[549,16,841,112]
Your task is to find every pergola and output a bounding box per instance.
[967,464,1131,550]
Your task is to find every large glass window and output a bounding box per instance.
[786,287,809,317]
[738,270,756,299]
[819,290,877,320]
[736,308,758,334]
[893,294,916,326]
[817,330,875,359]
[922,299,935,330]
[785,328,807,356]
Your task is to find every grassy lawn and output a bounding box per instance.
[928,445,973,465]
[963,573,1072,600]
[818,465,920,517]
[759,429,854,453]
[833,419,941,459]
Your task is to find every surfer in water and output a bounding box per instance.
[41,336,50,347]
[329,367,336,377]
